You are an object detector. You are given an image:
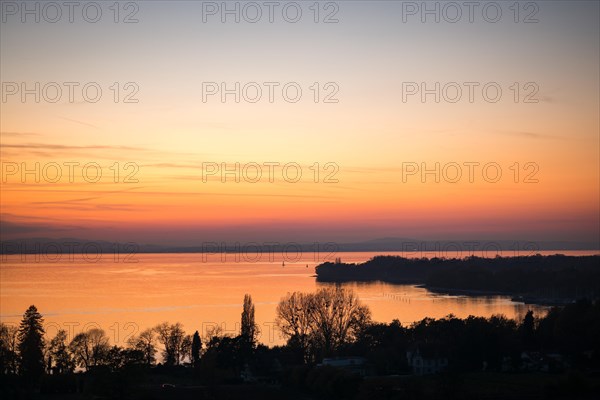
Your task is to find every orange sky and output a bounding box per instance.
[1,1,598,246]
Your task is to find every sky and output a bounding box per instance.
[1,1,599,246]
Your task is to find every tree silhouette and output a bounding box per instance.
[127,328,157,366]
[47,329,74,374]
[106,345,126,371]
[241,294,257,348]
[181,334,193,364]
[276,291,313,362]
[276,287,371,360]
[69,328,110,371]
[0,323,19,375]
[521,310,536,351]
[309,286,371,356]
[191,331,202,368]
[154,322,185,366]
[17,305,45,382]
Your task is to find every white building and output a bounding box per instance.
[319,356,367,376]
[406,349,448,376]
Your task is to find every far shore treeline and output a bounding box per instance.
[316,255,600,303]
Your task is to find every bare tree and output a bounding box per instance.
[154,322,185,366]
[69,333,91,371]
[276,287,371,360]
[310,286,371,354]
[202,324,232,351]
[180,334,193,365]
[0,323,19,375]
[276,291,313,356]
[69,328,110,371]
[127,328,157,366]
[47,330,74,374]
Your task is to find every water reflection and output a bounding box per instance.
[316,281,548,327]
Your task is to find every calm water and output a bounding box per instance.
[2,251,595,346]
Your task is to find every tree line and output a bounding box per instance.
[316,254,600,301]
[0,288,368,379]
[0,294,260,380]
[2,288,600,398]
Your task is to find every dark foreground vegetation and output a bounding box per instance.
[316,255,600,303]
[2,288,600,399]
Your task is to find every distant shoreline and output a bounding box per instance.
[422,286,574,306]
[1,248,598,256]
[315,254,600,307]
[1,238,598,256]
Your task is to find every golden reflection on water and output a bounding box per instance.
[0,252,569,346]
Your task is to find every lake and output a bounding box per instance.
[2,251,594,346]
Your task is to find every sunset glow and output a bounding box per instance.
[2,1,598,247]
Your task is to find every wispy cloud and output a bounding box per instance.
[1,143,145,151]
[0,218,83,235]
[141,163,201,169]
[491,130,561,140]
[0,132,41,137]
[56,116,99,129]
